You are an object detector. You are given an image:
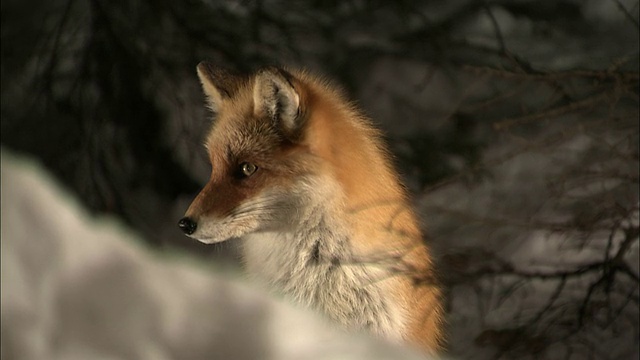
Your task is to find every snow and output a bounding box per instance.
[1,149,430,360]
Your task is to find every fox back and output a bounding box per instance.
[180,63,444,353]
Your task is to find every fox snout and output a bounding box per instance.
[178,175,253,243]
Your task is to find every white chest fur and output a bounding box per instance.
[241,207,407,342]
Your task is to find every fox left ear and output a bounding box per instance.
[197,62,242,113]
[253,67,302,139]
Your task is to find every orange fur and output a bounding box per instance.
[297,72,445,352]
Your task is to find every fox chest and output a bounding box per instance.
[242,231,406,341]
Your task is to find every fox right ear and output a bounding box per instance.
[253,67,302,140]
[196,62,242,112]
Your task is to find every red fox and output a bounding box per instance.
[179,62,445,354]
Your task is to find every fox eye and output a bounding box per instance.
[239,162,258,177]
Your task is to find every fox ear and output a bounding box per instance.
[253,67,302,139]
[196,62,242,112]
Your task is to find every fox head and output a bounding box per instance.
[178,63,326,243]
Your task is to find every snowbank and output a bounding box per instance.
[1,149,428,360]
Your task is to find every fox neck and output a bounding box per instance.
[241,176,407,341]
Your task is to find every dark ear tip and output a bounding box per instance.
[197,62,245,99]
[197,61,214,75]
[258,65,281,74]
[255,67,278,80]
[257,66,295,87]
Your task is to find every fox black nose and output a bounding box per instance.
[178,217,197,235]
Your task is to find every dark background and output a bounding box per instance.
[2,0,639,358]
